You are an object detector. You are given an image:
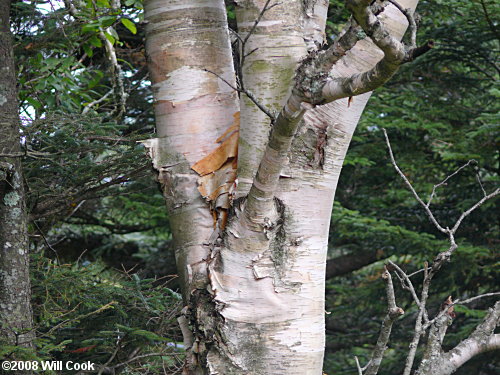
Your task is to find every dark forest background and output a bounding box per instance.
[2,0,498,373]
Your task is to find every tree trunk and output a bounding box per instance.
[0,0,35,351]
[144,0,417,373]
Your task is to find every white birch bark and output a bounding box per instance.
[235,0,314,196]
[143,0,239,298]
[144,0,421,374]
[204,1,419,374]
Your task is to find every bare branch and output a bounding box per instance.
[387,261,420,307]
[387,0,417,48]
[383,129,447,233]
[383,129,499,375]
[425,292,500,330]
[241,0,279,46]
[203,69,276,122]
[458,292,500,305]
[384,129,498,274]
[451,187,499,234]
[364,268,404,375]
[231,0,280,122]
[98,27,127,118]
[427,159,477,206]
[0,152,24,158]
[476,173,487,197]
[82,88,114,115]
[354,356,364,375]
[416,302,500,375]
[398,261,434,375]
[407,268,426,278]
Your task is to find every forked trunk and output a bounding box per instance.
[144,0,417,373]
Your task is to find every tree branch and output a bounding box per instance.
[387,0,417,48]
[82,88,114,115]
[98,27,127,118]
[203,69,276,121]
[243,1,429,225]
[383,129,499,375]
[229,0,280,121]
[363,267,404,375]
[383,129,447,233]
[321,0,433,101]
[242,19,366,226]
[427,160,477,206]
[416,301,500,375]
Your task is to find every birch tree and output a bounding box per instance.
[141,0,498,374]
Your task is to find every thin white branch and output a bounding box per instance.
[98,28,127,117]
[364,268,404,375]
[427,160,476,206]
[355,356,364,375]
[476,173,487,197]
[458,292,500,305]
[450,187,499,234]
[387,0,417,48]
[388,261,420,307]
[383,129,447,234]
[82,88,114,115]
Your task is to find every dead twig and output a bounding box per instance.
[382,128,499,375]
[363,267,404,375]
[203,69,276,121]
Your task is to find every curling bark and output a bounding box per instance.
[144,0,420,373]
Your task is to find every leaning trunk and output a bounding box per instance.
[0,1,34,351]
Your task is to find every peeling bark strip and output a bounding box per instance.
[0,0,34,351]
[192,112,240,231]
[143,0,240,372]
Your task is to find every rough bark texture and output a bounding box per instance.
[415,301,500,375]
[0,0,35,350]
